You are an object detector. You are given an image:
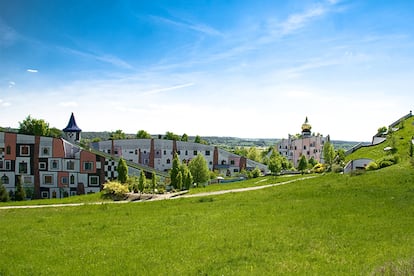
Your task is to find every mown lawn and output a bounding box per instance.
[1,166,414,275]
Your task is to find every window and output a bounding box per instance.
[303,145,307,150]
[89,176,99,186]
[70,175,75,185]
[19,162,28,174]
[23,176,32,184]
[1,175,9,184]
[42,147,50,156]
[39,162,46,170]
[20,145,30,156]
[61,177,68,185]
[0,160,3,169]
[51,160,59,170]
[230,160,235,165]
[205,150,210,156]
[41,191,49,199]
[107,149,111,154]
[44,175,53,185]
[234,169,239,173]
[166,159,171,164]
[209,161,213,165]
[6,146,11,155]
[66,160,75,170]
[177,150,180,155]
[193,150,197,155]
[0,148,3,154]
[185,150,188,155]
[5,160,11,170]
[163,150,166,155]
[83,162,93,171]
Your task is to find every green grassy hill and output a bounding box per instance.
[1,164,414,275]
[346,115,414,164]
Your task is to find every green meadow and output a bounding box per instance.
[1,165,414,275]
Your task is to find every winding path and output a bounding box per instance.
[0,176,318,210]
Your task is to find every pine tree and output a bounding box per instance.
[170,153,181,189]
[0,180,10,202]
[297,155,308,174]
[138,171,146,193]
[117,158,128,183]
[14,181,26,201]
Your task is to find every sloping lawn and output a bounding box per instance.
[1,166,414,275]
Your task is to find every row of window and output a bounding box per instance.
[0,146,52,156]
[111,149,212,156]
[0,174,99,187]
[0,159,94,172]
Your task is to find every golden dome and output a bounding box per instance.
[301,116,312,132]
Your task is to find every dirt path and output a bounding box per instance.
[0,175,318,209]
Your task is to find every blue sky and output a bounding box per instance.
[1,0,413,141]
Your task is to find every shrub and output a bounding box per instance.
[251,167,261,178]
[0,182,10,202]
[102,181,129,201]
[366,162,379,171]
[312,163,325,174]
[331,164,344,173]
[379,160,393,168]
[378,154,400,168]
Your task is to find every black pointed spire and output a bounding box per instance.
[63,113,81,132]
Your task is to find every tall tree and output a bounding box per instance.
[14,181,26,201]
[19,115,50,136]
[151,171,157,193]
[188,153,210,186]
[176,171,183,191]
[194,135,208,145]
[323,141,335,167]
[117,158,128,183]
[184,169,193,190]
[138,170,146,193]
[297,155,308,174]
[247,147,261,162]
[268,154,282,175]
[136,130,151,139]
[170,153,181,189]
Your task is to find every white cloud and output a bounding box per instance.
[149,15,222,36]
[27,69,38,73]
[0,19,19,47]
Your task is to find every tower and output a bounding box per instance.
[63,113,82,143]
[301,116,312,137]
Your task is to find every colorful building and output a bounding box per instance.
[275,117,329,167]
[0,115,105,199]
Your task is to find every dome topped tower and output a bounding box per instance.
[63,113,82,143]
[301,116,312,137]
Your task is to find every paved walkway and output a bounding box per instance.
[0,176,318,210]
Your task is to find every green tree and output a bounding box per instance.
[188,153,210,187]
[164,131,180,141]
[110,130,126,140]
[14,181,26,201]
[176,171,183,191]
[268,153,282,175]
[335,149,346,165]
[377,126,387,135]
[194,135,208,145]
[323,141,335,167]
[181,133,189,142]
[247,147,261,162]
[136,130,151,139]
[49,127,63,138]
[0,179,10,202]
[308,156,318,168]
[297,155,308,174]
[19,115,50,136]
[170,153,181,189]
[183,169,193,190]
[138,171,146,193]
[117,158,128,184]
[151,171,157,193]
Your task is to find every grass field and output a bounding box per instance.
[1,164,414,275]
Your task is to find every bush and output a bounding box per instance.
[312,163,325,174]
[331,164,343,173]
[102,181,129,201]
[378,154,400,168]
[251,167,261,178]
[366,162,379,171]
[379,160,393,168]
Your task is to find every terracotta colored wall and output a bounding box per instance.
[80,150,97,174]
[52,138,65,158]
[4,133,16,160]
